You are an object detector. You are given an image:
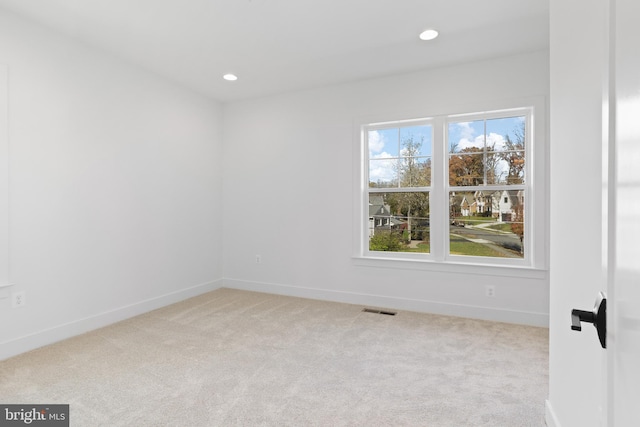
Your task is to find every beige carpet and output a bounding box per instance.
[0,288,548,426]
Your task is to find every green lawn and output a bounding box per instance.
[392,236,505,257]
[403,242,430,253]
[370,230,510,257]
[455,215,497,223]
[449,234,506,257]
[485,223,514,232]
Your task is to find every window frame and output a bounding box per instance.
[354,100,546,274]
[364,117,435,262]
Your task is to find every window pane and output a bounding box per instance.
[449,117,526,186]
[487,116,526,185]
[449,153,484,186]
[368,129,399,157]
[400,157,431,187]
[369,192,430,253]
[369,158,398,187]
[448,120,485,152]
[399,125,432,187]
[400,125,432,156]
[485,116,526,151]
[449,191,524,258]
[489,153,525,184]
[369,124,433,188]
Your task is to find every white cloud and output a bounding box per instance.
[456,122,475,141]
[455,132,507,151]
[368,132,397,183]
[368,130,385,154]
[372,151,392,160]
[369,152,396,183]
[486,132,507,150]
[456,137,481,151]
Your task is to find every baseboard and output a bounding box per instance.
[545,400,560,427]
[222,278,549,327]
[0,279,223,361]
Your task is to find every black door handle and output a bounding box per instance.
[571,292,607,349]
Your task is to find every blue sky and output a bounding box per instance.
[368,125,432,158]
[448,116,525,152]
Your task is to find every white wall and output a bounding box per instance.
[547,0,608,426]
[0,65,7,289]
[223,50,550,326]
[0,10,224,360]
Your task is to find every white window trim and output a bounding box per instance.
[352,97,547,276]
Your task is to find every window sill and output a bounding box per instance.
[352,256,547,280]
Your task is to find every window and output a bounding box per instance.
[367,121,432,253]
[360,106,538,267]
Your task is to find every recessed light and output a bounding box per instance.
[419,29,439,41]
[223,73,238,81]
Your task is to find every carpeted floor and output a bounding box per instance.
[0,288,548,426]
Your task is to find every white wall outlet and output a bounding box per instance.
[255,255,262,264]
[11,291,26,308]
[485,285,496,297]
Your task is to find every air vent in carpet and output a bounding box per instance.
[362,308,397,316]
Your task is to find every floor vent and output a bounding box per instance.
[362,308,397,316]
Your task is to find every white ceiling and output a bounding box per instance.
[0,0,549,102]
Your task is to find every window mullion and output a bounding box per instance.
[431,117,446,261]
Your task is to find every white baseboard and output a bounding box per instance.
[222,278,549,327]
[545,400,560,427]
[0,279,223,361]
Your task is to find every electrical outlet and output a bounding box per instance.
[255,255,262,264]
[485,285,496,297]
[11,291,26,308]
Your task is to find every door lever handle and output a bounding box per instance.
[571,309,595,331]
[570,292,607,349]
